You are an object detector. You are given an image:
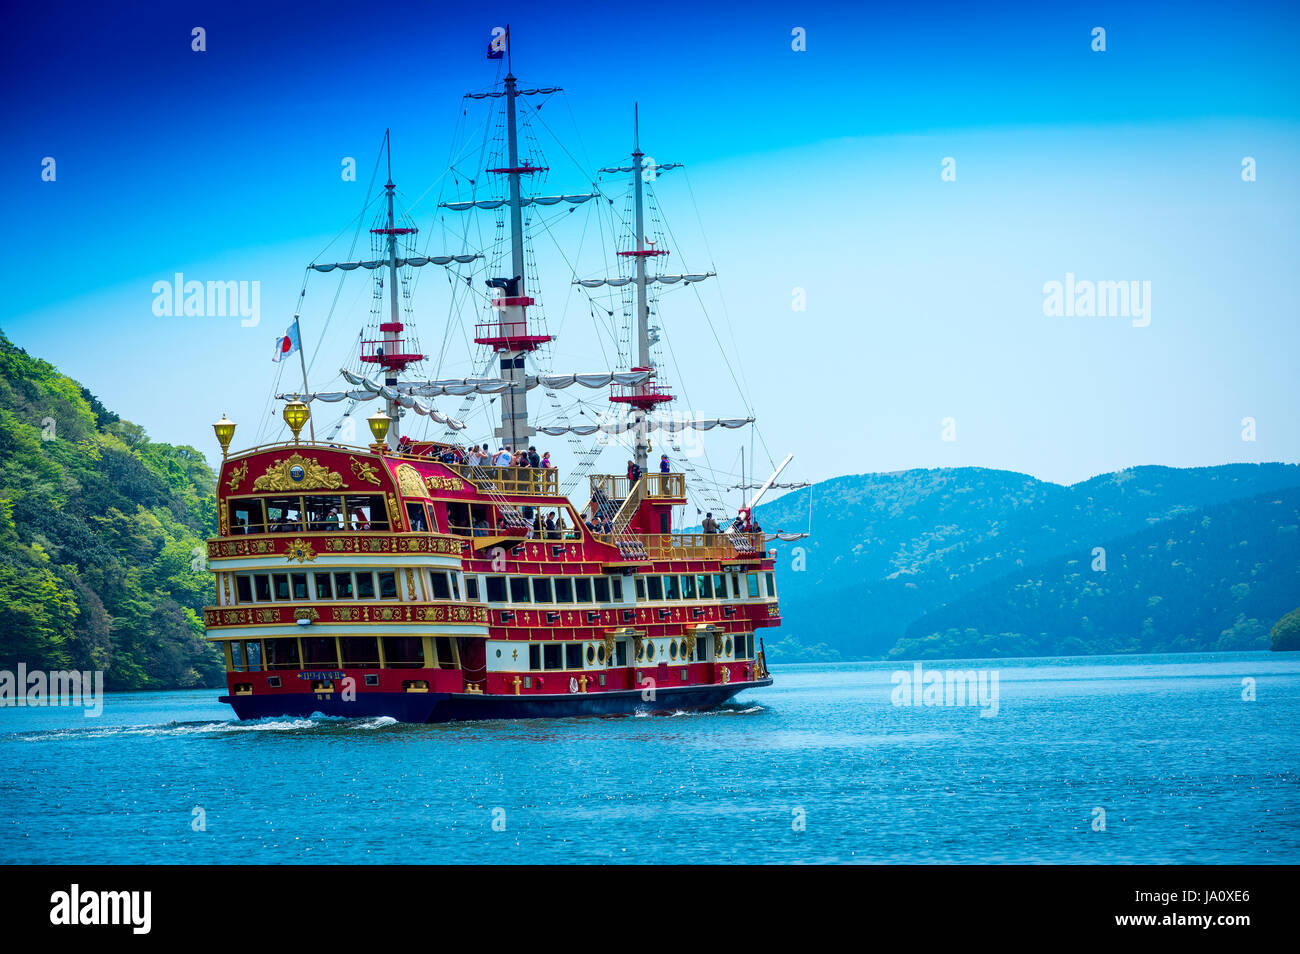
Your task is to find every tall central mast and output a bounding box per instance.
[383,131,401,448]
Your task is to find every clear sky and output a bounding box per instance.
[3,0,1298,497]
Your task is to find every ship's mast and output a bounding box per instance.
[383,130,401,448]
[631,106,652,472]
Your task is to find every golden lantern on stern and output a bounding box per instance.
[367,410,391,447]
[282,395,310,444]
[212,414,237,457]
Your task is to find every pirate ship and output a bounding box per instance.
[203,34,802,721]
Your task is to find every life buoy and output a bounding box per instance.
[569,676,579,693]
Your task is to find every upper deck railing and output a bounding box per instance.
[444,464,559,496]
[593,532,765,561]
[590,473,686,502]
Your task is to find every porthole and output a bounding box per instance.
[669,641,678,660]
[725,637,733,656]
[636,643,645,662]
[586,644,596,665]
[597,645,606,664]
[647,642,655,661]
[495,648,502,658]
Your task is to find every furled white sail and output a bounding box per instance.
[439,194,600,212]
[573,273,715,288]
[339,369,653,398]
[533,417,753,436]
[280,374,467,430]
[309,254,480,272]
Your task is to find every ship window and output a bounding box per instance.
[429,572,451,601]
[747,573,760,598]
[264,637,300,670]
[364,674,378,687]
[445,501,470,535]
[647,577,664,601]
[450,574,460,600]
[616,640,628,666]
[529,644,540,671]
[737,633,751,658]
[404,502,427,532]
[593,578,610,602]
[585,644,596,665]
[273,573,290,601]
[714,574,728,599]
[565,644,582,669]
[532,578,553,603]
[345,495,388,531]
[725,637,734,656]
[302,637,338,668]
[635,578,646,601]
[228,501,264,535]
[486,576,507,602]
[377,571,398,599]
[664,576,680,600]
[597,644,606,665]
[612,577,623,601]
[575,578,592,603]
[265,497,303,533]
[314,573,333,600]
[230,641,245,672]
[341,637,380,668]
[669,641,678,660]
[251,574,269,602]
[235,574,252,603]
[334,572,354,599]
[465,576,480,601]
[291,573,309,601]
[268,676,282,688]
[434,637,456,669]
[509,577,531,603]
[731,574,741,598]
[304,496,344,531]
[646,642,655,661]
[543,644,562,670]
[554,578,574,603]
[355,572,376,600]
[697,574,713,599]
[765,572,776,597]
[382,636,425,669]
[682,575,697,599]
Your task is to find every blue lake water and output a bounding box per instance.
[2,652,1297,864]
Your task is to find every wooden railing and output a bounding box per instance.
[592,532,765,560]
[590,473,685,501]
[445,464,559,496]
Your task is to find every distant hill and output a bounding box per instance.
[755,464,1300,662]
[0,329,222,688]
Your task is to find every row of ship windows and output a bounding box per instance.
[230,569,777,606]
[227,635,454,672]
[520,633,752,671]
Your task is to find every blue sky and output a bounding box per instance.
[3,0,1298,496]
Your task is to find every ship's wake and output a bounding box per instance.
[10,714,400,741]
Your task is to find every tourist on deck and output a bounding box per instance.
[660,453,670,474]
[494,447,512,467]
[544,513,557,538]
[702,512,719,535]
[527,446,541,468]
[541,451,554,468]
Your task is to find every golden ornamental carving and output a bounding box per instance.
[226,459,249,492]
[386,493,404,531]
[285,538,317,563]
[293,607,320,622]
[218,507,229,537]
[395,464,427,498]
[350,456,383,486]
[426,475,465,492]
[683,631,697,659]
[602,630,616,663]
[254,609,278,624]
[253,453,344,492]
[713,632,724,655]
[334,607,360,622]
[404,568,417,600]
[718,665,730,684]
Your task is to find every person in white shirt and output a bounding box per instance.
[494,447,512,467]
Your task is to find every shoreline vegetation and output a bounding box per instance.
[2,329,1297,687]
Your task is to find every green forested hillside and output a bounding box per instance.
[0,330,222,688]
[756,464,1300,661]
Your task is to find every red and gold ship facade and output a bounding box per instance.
[204,429,776,722]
